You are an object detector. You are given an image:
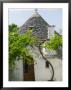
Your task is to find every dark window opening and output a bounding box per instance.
[46,61,49,68]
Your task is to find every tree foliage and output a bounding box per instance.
[9,23,19,32]
[9,24,38,68]
[43,33,62,50]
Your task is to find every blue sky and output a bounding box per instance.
[8,8,62,33]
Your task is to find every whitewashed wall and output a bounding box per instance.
[9,59,23,81]
[48,57,62,81]
[29,46,62,81]
[34,58,52,81]
[48,26,55,39]
[9,46,62,81]
[29,46,52,81]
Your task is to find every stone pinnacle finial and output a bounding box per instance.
[35,8,38,13]
[31,8,39,17]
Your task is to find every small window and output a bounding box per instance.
[46,61,49,68]
[28,26,34,30]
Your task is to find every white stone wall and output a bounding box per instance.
[29,46,62,81]
[9,46,62,81]
[9,59,23,81]
[29,46,52,81]
[47,57,62,81]
[34,58,52,81]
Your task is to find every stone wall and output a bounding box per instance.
[9,60,23,81]
[29,46,62,81]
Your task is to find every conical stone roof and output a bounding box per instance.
[19,9,50,42]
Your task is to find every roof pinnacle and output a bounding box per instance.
[34,8,38,13]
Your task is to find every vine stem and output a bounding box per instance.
[38,44,54,81]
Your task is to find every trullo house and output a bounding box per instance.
[9,9,62,81]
